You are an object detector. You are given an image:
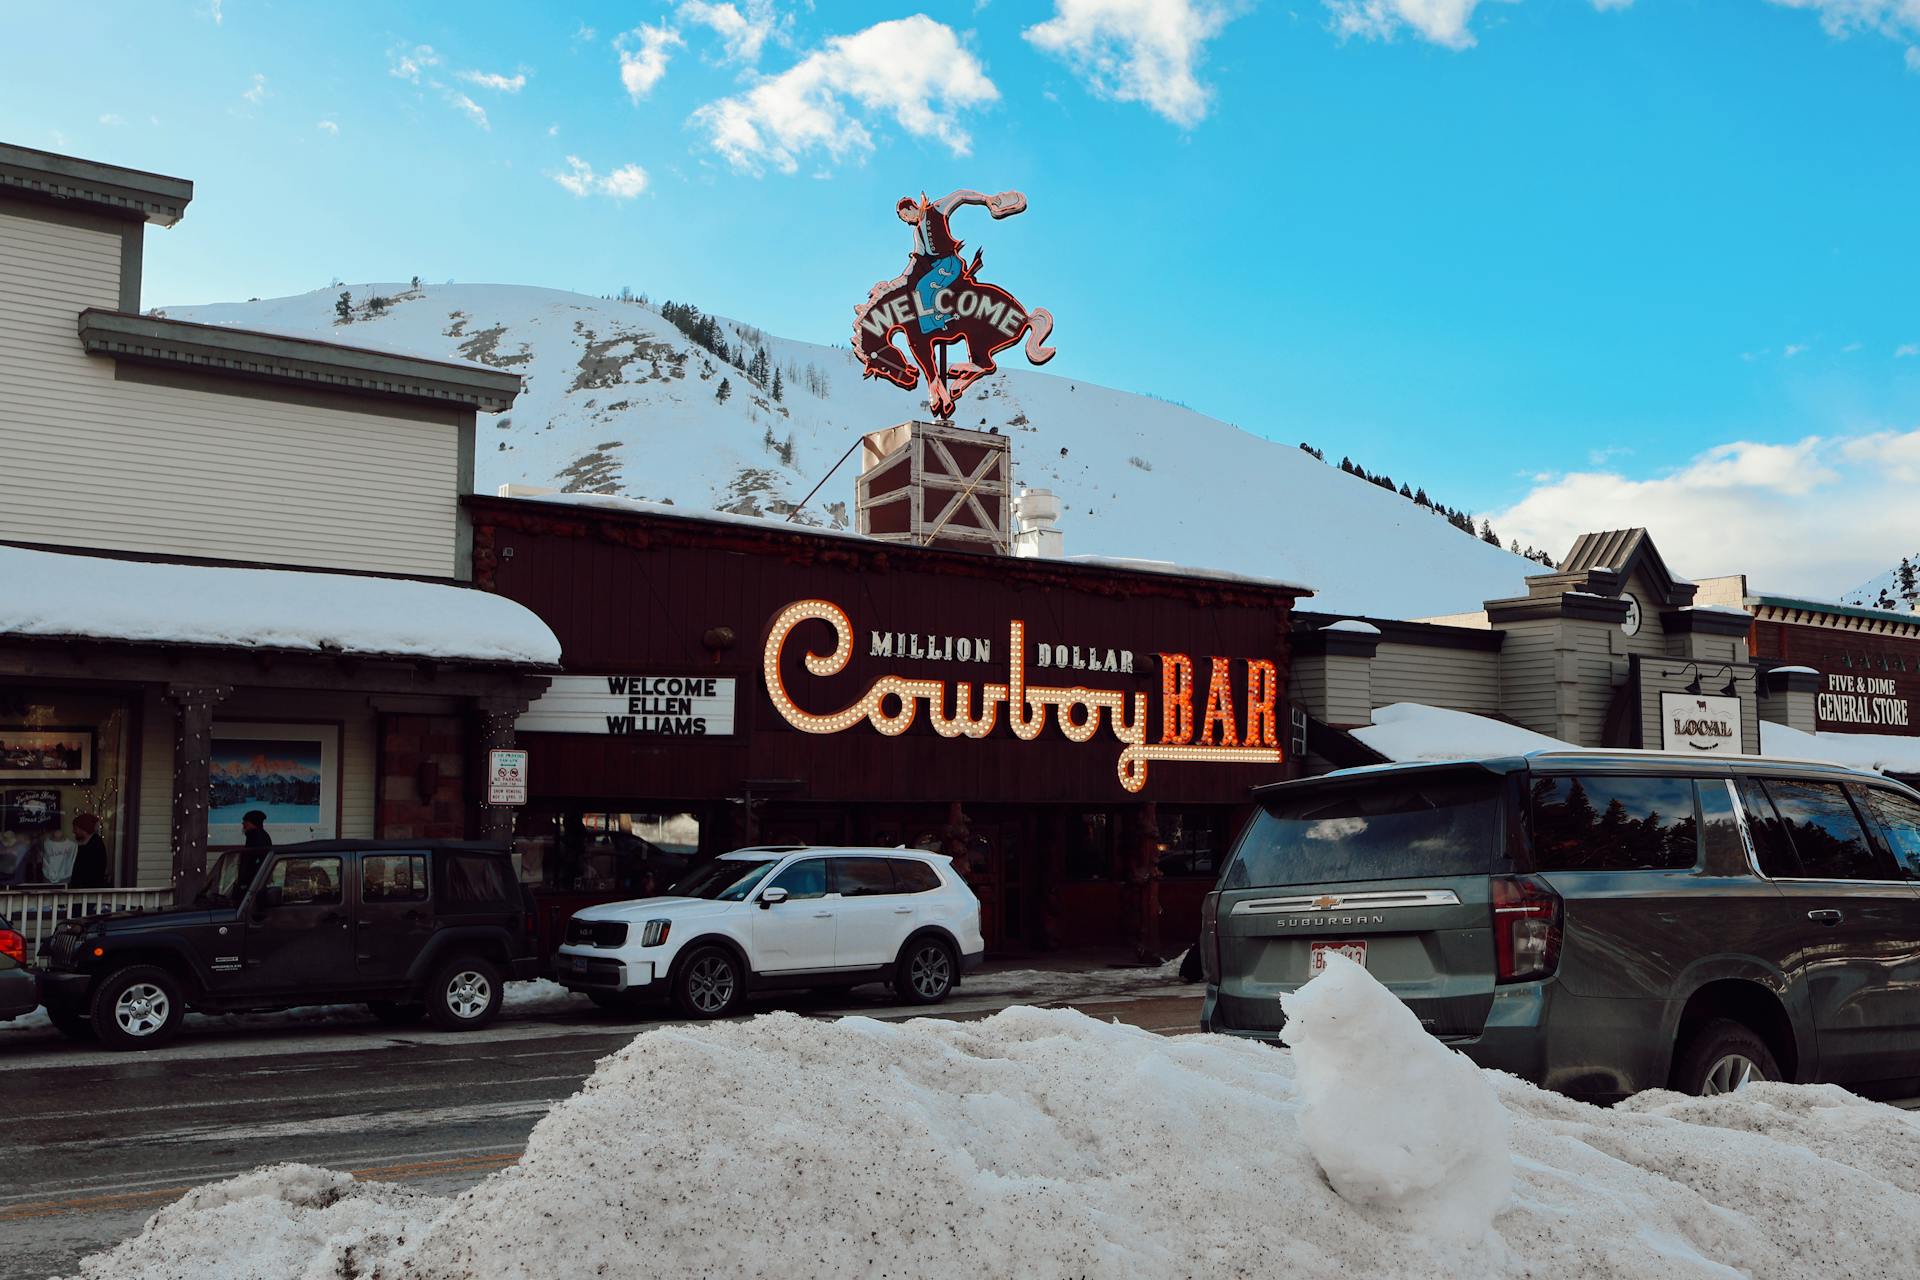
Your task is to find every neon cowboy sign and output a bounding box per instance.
[763,599,1283,793]
[852,188,1057,420]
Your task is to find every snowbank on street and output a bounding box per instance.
[1760,720,1920,775]
[1354,701,1572,762]
[1282,952,1510,1243]
[71,966,1920,1280]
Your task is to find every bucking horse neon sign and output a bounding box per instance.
[852,189,1057,420]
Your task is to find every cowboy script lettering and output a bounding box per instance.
[765,599,1282,793]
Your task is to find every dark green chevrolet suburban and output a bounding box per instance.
[1200,751,1920,1100]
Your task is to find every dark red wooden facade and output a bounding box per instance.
[1753,616,1920,736]
[467,496,1305,952]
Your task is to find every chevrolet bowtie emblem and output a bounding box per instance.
[1312,895,1341,910]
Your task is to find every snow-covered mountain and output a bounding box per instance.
[169,282,1539,619]
[1842,558,1920,613]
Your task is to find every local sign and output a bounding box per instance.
[1660,693,1742,753]
[517,676,737,737]
[764,598,1282,794]
[853,188,1057,420]
[486,748,528,806]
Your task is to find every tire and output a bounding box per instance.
[423,956,503,1031]
[90,965,186,1051]
[367,1000,427,1026]
[48,1006,95,1041]
[1672,1018,1781,1097]
[673,946,745,1019]
[895,936,955,1006]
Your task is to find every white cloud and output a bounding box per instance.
[1324,0,1484,49]
[389,43,441,83]
[1493,433,1920,593]
[1909,44,1920,69]
[207,0,223,25]
[1784,342,1810,357]
[574,21,598,43]
[1024,0,1239,127]
[679,0,781,64]
[317,119,339,136]
[459,70,527,93]
[242,72,267,104]
[1899,343,1920,358]
[449,92,490,130]
[692,15,997,174]
[1843,340,1863,352]
[548,122,561,136]
[98,113,124,126]
[618,22,683,101]
[553,155,650,199]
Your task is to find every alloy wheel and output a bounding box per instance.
[688,955,736,1013]
[909,945,951,999]
[445,970,492,1020]
[115,982,171,1038]
[1702,1053,1763,1095]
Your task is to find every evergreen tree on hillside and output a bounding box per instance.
[334,291,352,323]
[1900,556,1917,606]
[716,377,732,403]
[772,368,784,402]
[1480,519,1500,546]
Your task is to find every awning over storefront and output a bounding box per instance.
[0,544,560,664]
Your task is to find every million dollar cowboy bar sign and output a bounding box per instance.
[763,599,1284,793]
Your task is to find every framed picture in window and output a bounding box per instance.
[0,727,95,784]
[208,721,342,847]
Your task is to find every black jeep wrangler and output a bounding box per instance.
[39,840,539,1050]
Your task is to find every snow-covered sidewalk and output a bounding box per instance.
[64,958,1920,1280]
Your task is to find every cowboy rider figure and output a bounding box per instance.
[895,189,1027,335]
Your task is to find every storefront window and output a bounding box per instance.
[1064,811,1115,881]
[1156,808,1230,879]
[0,689,133,888]
[513,807,701,893]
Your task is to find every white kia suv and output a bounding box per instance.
[552,847,986,1018]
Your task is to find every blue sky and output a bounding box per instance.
[6,0,1920,590]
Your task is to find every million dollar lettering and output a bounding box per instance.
[763,599,1283,793]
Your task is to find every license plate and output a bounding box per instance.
[1310,940,1367,973]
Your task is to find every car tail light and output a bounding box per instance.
[1198,892,1222,985]
[640,919,671,947]
[0,929,24,965]
[1492,875,1562,984]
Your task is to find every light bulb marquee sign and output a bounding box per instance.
[852,188,1057,420]
[764,599,1283,793]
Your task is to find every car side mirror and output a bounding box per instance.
[254,886,284,912]
[759,887,789,910]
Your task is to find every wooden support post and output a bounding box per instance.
[167,683,230,904]
[472,695,530,843]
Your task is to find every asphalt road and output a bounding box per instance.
[0,984,1204,1280]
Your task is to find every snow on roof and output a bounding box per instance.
[0,544,560,665]
[1760,722,1920,775]
[74,983,1920,1279]
[1321,619,1382,635]
[1353,702,1572,763]
[1770,665,1819,676]
[522,493,1313,594]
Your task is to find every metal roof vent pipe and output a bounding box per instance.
[1013,487,1063,559]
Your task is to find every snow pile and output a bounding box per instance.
[1760,720,1920,775]
[1281,953,1510,1243]
[0,544,560,665]
[1353,701,1572,763]
[70,1165,431,1280]
[170,282,1544,619]
[70,966,1920,1279]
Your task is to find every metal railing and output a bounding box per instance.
[0,887,175,958]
